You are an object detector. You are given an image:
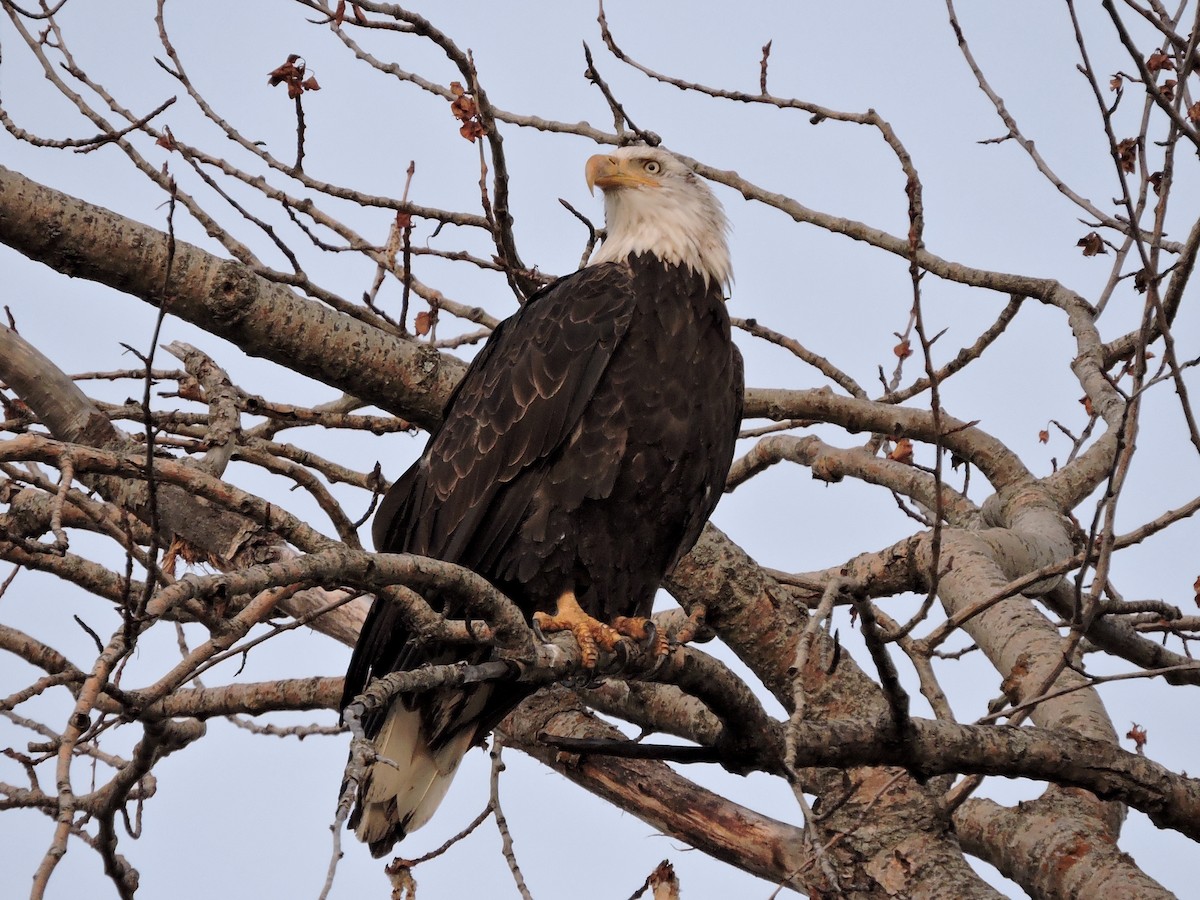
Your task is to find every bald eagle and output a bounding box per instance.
[342,146,744,856]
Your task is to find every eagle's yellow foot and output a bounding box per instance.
[612,615,670,657]
[534,592,621,669]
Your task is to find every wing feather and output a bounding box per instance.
[345,262,636,711]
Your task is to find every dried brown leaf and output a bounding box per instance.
[1077,232,1106,257]
[893,339,912,360]
[649,860,680,900]
[268,55,319,98]
[155,125,176,153]
[267,54,303,87]
[2,395,33,419]
[887,438,913,465]
[1147,50,1174,73]
[459,120,487,142]
[1116,138,1137,174]
[1133,269,1150,294]
[451,94,479,122]
[1000,653,1032,703]
[1126,723,1148,755]
[448,81,485,141]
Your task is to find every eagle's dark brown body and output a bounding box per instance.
[343,251,742,854]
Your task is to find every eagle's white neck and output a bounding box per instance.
[591,174,732,291]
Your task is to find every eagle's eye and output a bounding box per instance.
[643,160,662,175]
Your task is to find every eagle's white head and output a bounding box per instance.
[586,146,732,291]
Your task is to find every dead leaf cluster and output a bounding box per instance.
[268,54,321,100]
[449,81,487,142]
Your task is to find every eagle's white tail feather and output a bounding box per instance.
[356,690,489,846]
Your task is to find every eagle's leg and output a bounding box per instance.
[612,616,670,657]
[533,591,621,669]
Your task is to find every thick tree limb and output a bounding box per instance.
[0,165,464,431]
[956,795,1175,900]
[502,686,816,895]
[670,526,1001,897]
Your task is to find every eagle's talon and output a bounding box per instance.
[611,639,631,668]
[640,619,659,652]
[534,592,622,669]
[612,615,669,657]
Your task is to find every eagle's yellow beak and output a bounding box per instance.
[585,154,660,194]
